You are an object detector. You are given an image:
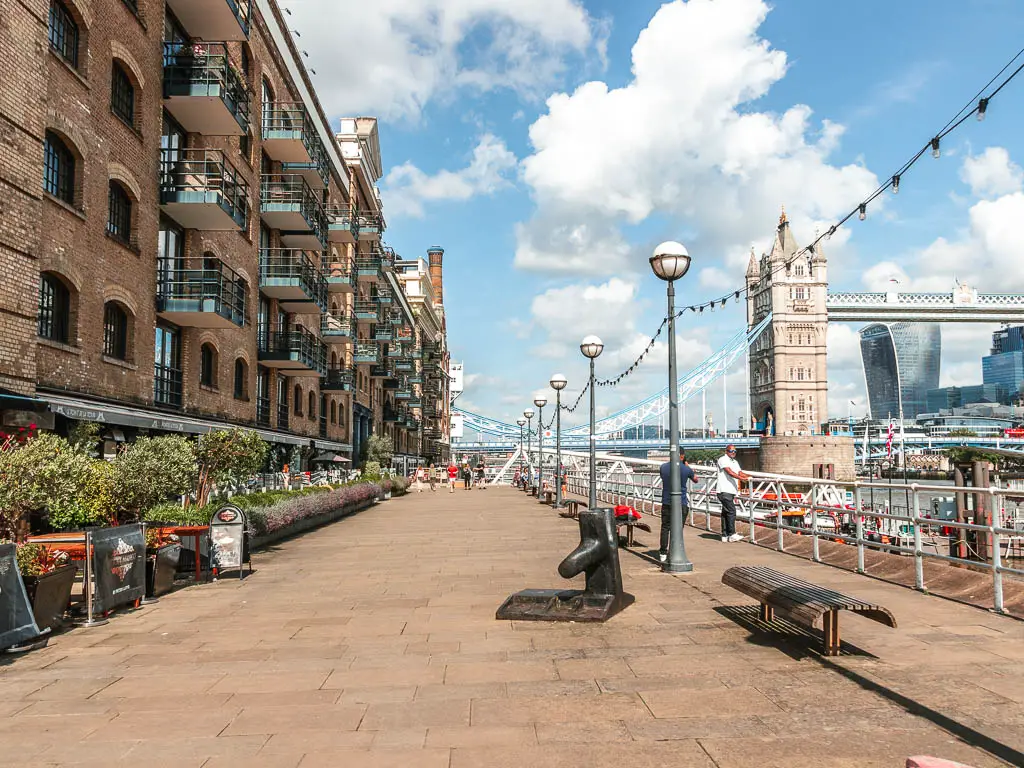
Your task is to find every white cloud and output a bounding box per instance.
[960,147,1024,198]
[384,134,517,217]
[283,0,599,120]
[514,0,880,277]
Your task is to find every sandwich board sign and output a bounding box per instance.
[209,504,248,579]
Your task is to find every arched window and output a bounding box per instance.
[200,343,217,388]
[241,44,252,81]
[111,63,135,125]
[107,181,133,245]
[330,400,337,424]
[48,1,79,68]
[233,358,248,400]
[38,273,71,343]
[293,384,302,415]
[308,391,315,418]
[103,302,128,360]
[262,77,274,105]
[44,131,75,204]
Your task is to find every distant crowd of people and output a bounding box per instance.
[411,459,488,492]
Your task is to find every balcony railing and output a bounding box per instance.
[356,211,384,241]
[259,175,328,249]
[373,325,393,343]
[353,300,379,322]
[321,308,353,340]
[157,261,247,329]
[354,252,381,281]
[326,206,358,244]
[354,342,379,364]
[322,367,354,391]
[154,364,183,408]
[370,364,392,379]
[259,248,327,313]
[256,395,271,427]
[277,401,289,431]
[376,286,393,304]
[380,246,396,272]
[160,148,248,231]
[165,0,250,41]
[258,327,327,375]
[163,42,251,135]
[263,103,329,189]
[326,258,353,292]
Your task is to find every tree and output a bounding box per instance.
[193,429,268,507]
[111,436,196,522]
[67,421,101,456]
[362,434,393,468]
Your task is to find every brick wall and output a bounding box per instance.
[758,436,856,482]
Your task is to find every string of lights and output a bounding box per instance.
[596,317,670,388]
[560,380,591,413]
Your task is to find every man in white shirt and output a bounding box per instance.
[716,445,749,542]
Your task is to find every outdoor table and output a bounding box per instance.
[160,525,210,583]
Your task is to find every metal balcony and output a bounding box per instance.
[357,211,383,241]
[321,309,353,345]
[258,248,327,313]
[263,103,318,163]
[256,396,271,427]
[260,175,327,250]
[322,367,354,392]
[354,252,381,283]
[395,388,411,400]
[395,359,413,373]
[389,311,404,327]
[326,207,358,243]
[258,327,327,376]
[165,0,250,40]
[277,402,289,431]
[163,42,251,135]
[354,342,379,365]
[154,364,183,409]
[383,407,401,423]
[387,345,406,359]
[326,259,353,293]
[376,286,393,305]
[408,374,423,385]
[157,261,246,329]
[370,364,392,379]
[353,300,379,323]
[373,325,393,343]
[380,246,396,272]
[160,148,248,231]
[407,397,423,409]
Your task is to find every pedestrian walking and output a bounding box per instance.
[658,450,698,563]
[427,463,438,492]
[447,460,458,493]
[462,462,472,490]
[717,444,750,542]
[475,460,487,489]
[414,465,426,492]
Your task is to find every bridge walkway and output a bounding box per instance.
[0,488,1022,766]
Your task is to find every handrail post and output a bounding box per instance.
[854,483,865,574]
[911,484,925,592]
[991,487,1004,614]
[811,489,820,563]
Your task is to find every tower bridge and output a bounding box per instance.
[456,213,1024,468]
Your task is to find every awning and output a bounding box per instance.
[0,388,49,412]
[42,392,353,453]
[313,452,351,463]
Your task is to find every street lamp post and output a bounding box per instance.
[580,336,604,510]
[651,241,694,574]
[550,374,567,508]
[516,418,526,485]
[534,394,547,498]
[523,408,535,490]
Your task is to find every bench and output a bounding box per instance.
[721,565,896,656]
[615,517,652,547]
[562,499,587,519]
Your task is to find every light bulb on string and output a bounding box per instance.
[931,137,941,159]
[892,174,900,194]
[978,98,989,121]
[858,204,867,221]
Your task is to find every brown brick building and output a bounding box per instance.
[0,0,447,468]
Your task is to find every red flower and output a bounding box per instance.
[29,424,37,430]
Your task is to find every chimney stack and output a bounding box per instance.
[427,246,444,305]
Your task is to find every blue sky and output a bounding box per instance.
[287,0,1024,431]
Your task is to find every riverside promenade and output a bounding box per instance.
[2,488,1023,767]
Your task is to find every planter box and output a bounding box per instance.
[23,564,77,634]
[250,498,376,551]
[146,544,182,598]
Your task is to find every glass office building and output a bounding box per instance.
[860,322,941,419]
[983,326,1024,400]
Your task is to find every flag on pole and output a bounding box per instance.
[885,419,895,458]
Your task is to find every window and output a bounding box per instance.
[794,264,804,277]
[103,302,128,359]
[49,1,79,67]
[234,358,248,400]
[241,45,251,80]
[38,273,70,343]
[308,391,316,419]
[44,131,75,204]
[107,182,132,245]
[111,63,135,125]
[293,384,303,415]
[795,286,807,300]
[330,400,337,424]
[200,343,217,388]
[154,324,182,407]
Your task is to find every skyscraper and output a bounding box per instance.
[860,323,941,419]
[983,326,1024,401]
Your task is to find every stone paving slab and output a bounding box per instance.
[1,487,1023,766]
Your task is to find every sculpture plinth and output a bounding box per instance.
[496,507,634,622]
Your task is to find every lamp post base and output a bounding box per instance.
[663,559,694,574]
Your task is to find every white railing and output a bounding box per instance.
[537,449,1024,614]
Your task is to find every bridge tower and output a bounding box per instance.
[746,210,829,436]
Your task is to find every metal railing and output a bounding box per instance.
[162,42,251,132]
[262,102,317,150]
[157,262,247,327]
[326,206,358,235]
[153,364,183,408]
[323,366,354,390]
[159,147,249,228]
[259,327,327,374]
[259,174,328,243]
[277,401,289,431]
[256,396,271,426]
[259,248,327,309]
[353,299,380,319]
[321,308,353,337]
[546,450,1024,614]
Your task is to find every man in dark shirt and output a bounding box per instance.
[659,450,697,563]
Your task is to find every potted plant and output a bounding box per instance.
[15,543,76,634]
[145,527,182,598]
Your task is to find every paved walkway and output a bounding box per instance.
[2,488,1024,767]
